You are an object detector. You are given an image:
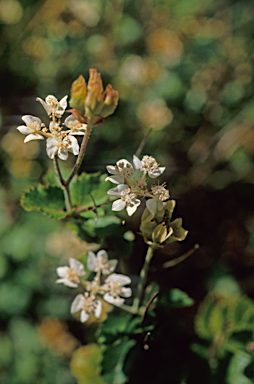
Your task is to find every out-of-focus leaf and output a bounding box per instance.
[70,344,106,384]
[226,351,253,384]
[169,288,195,307]
[21,185,68,220]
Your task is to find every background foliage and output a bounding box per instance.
[1,0,254,382]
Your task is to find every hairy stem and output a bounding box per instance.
[133,245,154,312]
[65,124,92,187]
[53,156,72,211]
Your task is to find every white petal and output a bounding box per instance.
[146,198,157,216]
[69,258,85,275]
[64,115,75,127]
[22,115,41,126]
[126,200,140,216]
[56,278,78,288]
[148,167,165,178]
[103,293,124,306]
[24,133,44,143]
[94,300,102,318]
[108,184,128,197]
[46,138,58,159]
[68,131,85,136]
[121,287,132,298]
[133,155,143,171]
[58,147,68,161]
[108,259,118,273]
[105,175,125,184]
[71,294,85,313]
[17,125,32,135]
[116,159,133,168]
[58,95,68,114]
[68,135,79,155]
[56,266,69,278]
[37,97,50,115]
[80,310,90,323]
[107,273,131,286]
[112,199,126,211]
[106,165,119,175]
[87,251,96,271]
[97,250,108,260]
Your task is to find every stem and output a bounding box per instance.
[135,126,153,158]
[53,156,65,185]
[53,156,72,211]
[133,245,154,312]
[65,124,92,187]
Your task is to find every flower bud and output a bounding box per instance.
[152,223,173,244]
[85,84,104,116]
[100,84,119,118]
[70,75,87,115]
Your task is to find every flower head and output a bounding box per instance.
[87,250,117,275]
[64,115,87,135]
[71,293,102,322]
[107,184,141,216]
[37,95,68,117]
[106,158,134,184]
[17,115,44,143]
[46,133,79,160]
[102,273,132,306]
[140,155,165,178]
[56,257,85,288]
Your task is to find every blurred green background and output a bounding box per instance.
[1,0,254,382]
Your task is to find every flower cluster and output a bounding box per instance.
[106,155,169,216]
[56,250,131,323]
[17,95,87,161]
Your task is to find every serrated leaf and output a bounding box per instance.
[226,351,253,384]
[21,185,68,219]
[101,338,136,384]
[70,173,111,209]
[70,344,106,384]
[98,312,133,344]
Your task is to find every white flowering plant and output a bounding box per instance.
[17,69,195,384]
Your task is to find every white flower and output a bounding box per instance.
[37,95,68,117]
[17,115,44,143]
[71,293,102,322]
[46,134,79,160]
[87,250,117,275]
[106,158,134,184]
[102,273,132,306]
[140,155,165,178]
[56,257,85,288]
[64,115,87,135]
[108,184,141,216]
[151,184,170,201]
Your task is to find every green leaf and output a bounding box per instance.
[70,173,112,209]
[169,288,194,307]
[226,352,253,384]
[98,312,133,344]
[70,344,106,384]
[101,338,136,384]
[21,185,68,220]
